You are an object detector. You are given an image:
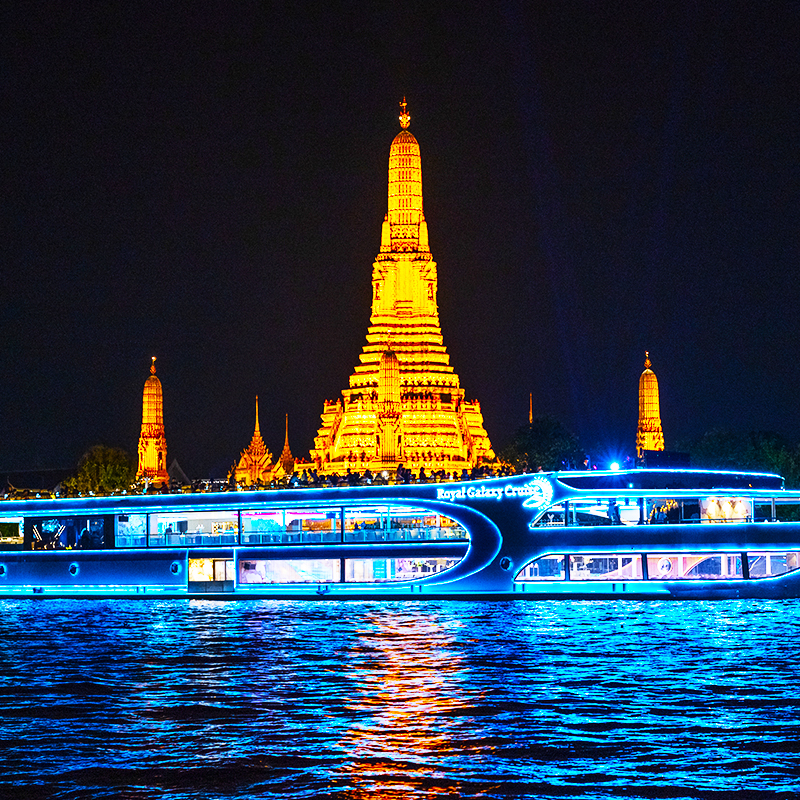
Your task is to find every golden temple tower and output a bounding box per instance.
[312,100,494,475]
[136,357,169,485]
[231,396,274,486]
[636,351,665,458]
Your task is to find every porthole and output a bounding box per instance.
[69,563,79,576]
[0,564,6,577]
[170,562,182,575]
[499,557,512,571]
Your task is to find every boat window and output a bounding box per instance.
[699,498,753,523]
[345,557,459,582]
[771,504,800,522]
[238,558,340,584]
[0,519,23,551]
[343,506,467,542]
[241,509,340,545]
[534,499,640,526]
[753,504,778,523]
[24,516,110,550]
[116,514,147,548]
[569,555,643,581]
[533,508,565,527]
[189,558,235,582]
[747,552,800,577]
[647,554,744,580]
[646,500,682,524]
[149,511,239,547]
[515,555,565,580]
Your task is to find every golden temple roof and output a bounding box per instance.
[243,396,268,459]
[231,396,274,486]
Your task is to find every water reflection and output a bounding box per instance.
[338,606,469,797]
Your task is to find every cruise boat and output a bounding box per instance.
[0,468,799,599]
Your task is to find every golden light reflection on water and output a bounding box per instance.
[337,610,474,797]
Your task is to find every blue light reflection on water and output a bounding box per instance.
[1,599,799,799]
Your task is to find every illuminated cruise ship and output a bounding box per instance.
[1,468,799,599]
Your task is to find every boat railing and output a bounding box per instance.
[237,526,468,546]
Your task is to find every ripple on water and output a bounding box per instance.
[0,598,799,799]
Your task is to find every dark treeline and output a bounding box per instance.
[675,429,800,488]
[56,424,800,494]
[500,417,800,488]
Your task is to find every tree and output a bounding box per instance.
[62,446,136,495]
[678,429,800,488]
[499,415,584,473]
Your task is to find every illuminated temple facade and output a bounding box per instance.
[636,352,665,458]
[136,357,169,485]
[312,102,494,475]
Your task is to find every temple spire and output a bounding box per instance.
[136,357,169,486]
[245,396,266,455]
[636,351,665,459]
[278,414,295,475]
[311,105,494,475]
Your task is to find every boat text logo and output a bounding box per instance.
[436,476,554,506]
[518,476,554,509]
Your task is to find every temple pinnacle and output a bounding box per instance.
[644,351,652,370]
[150,356,157,375]
[399,97,410,129]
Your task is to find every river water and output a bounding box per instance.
[1,598,799,799]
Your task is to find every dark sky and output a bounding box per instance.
[3,1,799,476]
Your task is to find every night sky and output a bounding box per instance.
[3,2,799,476]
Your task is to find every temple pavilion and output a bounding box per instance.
[230,403,296,487]
[311,101,494,475]
[230,397,274,486]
